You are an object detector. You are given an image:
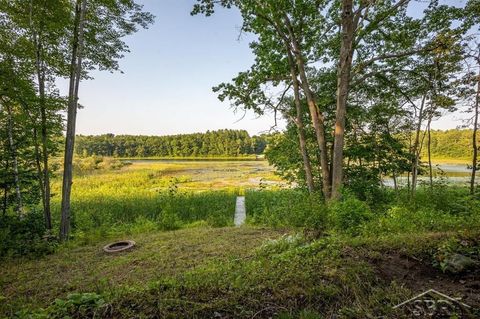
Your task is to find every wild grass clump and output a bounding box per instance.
[51,190,237,241]
[328,193,374,235]
[361,187,480,236]
[245,189,327,229]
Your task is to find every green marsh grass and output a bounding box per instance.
[49,160,285,240]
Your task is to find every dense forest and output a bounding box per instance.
[74,129,478,160]
[75,130,267,157]
[422,129,480,159]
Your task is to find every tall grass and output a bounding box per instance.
[51,191,236,237]
[245,190,327,228]
[48,161,259,239]
[245,187,480,236]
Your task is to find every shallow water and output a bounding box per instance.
[383,163,476,187]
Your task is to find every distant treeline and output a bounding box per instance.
[75,129,476,159]
[420,129,479,159]
[75,129,267,157]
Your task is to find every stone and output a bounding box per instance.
[443,253,478,274]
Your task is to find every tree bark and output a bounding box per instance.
[2,159,9,216]
[32,125,47,221]
[427,119,433,188]
[34,38,52,229]
[287,51,315,193]
[6,102,23,214]
[411,93,427,194]
[471,59,479,195]
[281,15,331,198]
[60,0,87,240]
[296,61,331,198]
[331,0,355,200]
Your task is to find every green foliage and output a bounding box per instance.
[363,187,480,235]
[59,190,236,240]
[75,130,268,158]
[71,156,129,174]
[246,190,327,229]
[48,293,104,319]
[14,293,105,319]
[328,194,374,235]
[420,129,480,159]
[246,187,480,238]
[0,211,57,258]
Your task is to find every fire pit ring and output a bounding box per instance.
[103,240,136,253]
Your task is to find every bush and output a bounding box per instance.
[328,194,374,235]
[72,156,128,174]
[0,211,57,258]
[15,293,105,319]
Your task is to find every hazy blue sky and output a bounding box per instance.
[66,0,468,137]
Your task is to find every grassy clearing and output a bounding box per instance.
[0,226,286,315]
[118,156,262,160]
[2,227,478,318]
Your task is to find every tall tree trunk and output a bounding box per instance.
[281,16,331,198]
[411,94,427,194]
[2,159,9,215]
[296,61,331,198]
[29,0,50,227]
[32,125,46,220]
[35,40,52,229]
[427,119,433,188]
[331,0,355,200]
[287,52,315,192]
[6,103,23,213]
[471,61,479,195]
[60,0,86,240]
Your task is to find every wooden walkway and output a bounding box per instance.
[234,196,246,226]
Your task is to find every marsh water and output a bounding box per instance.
[384,163,474,187]
[124,159,475,187]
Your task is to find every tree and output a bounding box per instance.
[460,42,480,195]
[193,0,466,200]
[59,0,154,240]
[0,0,70,227]
[60,0,87,240]
[193,0,336,197]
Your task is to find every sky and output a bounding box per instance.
[61,0,276,136]
[63,0,469,137]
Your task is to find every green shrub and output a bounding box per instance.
[328,194,374,235]
[50,293,104,318]
[157,207,182,231]
[0,211,57,258]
